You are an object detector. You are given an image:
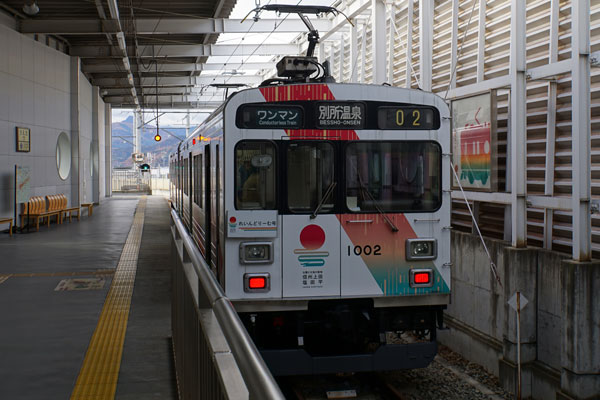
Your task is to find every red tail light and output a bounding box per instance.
[414,272,430,284]
[409,269,434,288]
[244,273,270,293]
[249,276,266,289]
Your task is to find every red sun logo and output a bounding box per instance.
[229,216,236,223]
[299,224,326,250]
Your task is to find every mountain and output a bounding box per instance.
[112,115,194,168]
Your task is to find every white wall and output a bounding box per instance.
[0,22,107,221]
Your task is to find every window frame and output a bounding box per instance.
[283,140,338,215]
[193,153,203,209]
[234,140,278,211]
[342,140,443,214]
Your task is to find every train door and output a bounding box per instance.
[204,145,212,268]
[282,141,341,298]
[175,149,183,215]
[188,155,193,231]
[215,143,222,281]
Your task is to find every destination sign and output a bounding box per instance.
[315,102,365,129]
[239,105,303,129]
[377,106,439,130]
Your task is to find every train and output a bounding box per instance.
[169,56,451,376]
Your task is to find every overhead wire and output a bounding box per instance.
[443,0,478,100]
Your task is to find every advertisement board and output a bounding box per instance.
[451,91,497,191]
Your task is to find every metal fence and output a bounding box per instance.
[170,209,285,400]
[112,169,151,193]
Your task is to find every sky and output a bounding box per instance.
[112,0,337,127]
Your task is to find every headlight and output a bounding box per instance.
[239,242,273,264]
[405,239,437,260]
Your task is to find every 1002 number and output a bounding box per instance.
[347,245,382,256]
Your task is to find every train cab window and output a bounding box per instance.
[345,141,441,212]
[235,141,277,210]
[193,154,203,208]
[287,142,335,213]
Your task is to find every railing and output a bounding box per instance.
[170,209,285,400]
[112,169,151,193]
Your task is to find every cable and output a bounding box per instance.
[451,160,503,288]
[443,0,478,100]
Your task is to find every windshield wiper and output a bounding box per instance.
[310,181,337,219]
[356,174,399,232]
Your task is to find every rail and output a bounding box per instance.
[170,209,285,400]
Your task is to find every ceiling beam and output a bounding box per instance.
[104,87,224,96]
[82,62,276,73]
[71,43,300,58]
[93,75,262,87]
[107,99,222,110]
[106,95,224,104]
[20,18,332,35]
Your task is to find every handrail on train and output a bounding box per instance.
[170,209,285,400]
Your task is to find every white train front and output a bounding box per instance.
[170,82,451,376]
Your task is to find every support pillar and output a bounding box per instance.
[104,103,112,197]
[92,86,100,204]
[70,56,81,208]
[418,0,433,91]
[509,0,527,247]
[350,19,357,83]
[571,0,592,261]
[558,261,600,399]
[405,0,414,88]
[371,0,386,84]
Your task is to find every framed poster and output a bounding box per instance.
[451,91,497,191]
[16,127,30,152]
[15,165,31,203]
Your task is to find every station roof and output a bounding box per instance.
[1,0,238,109]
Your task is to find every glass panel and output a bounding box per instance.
[236,141,277,210]
[287,142,335,213]
[183,158,189,195]
[345,142,441,212]
[193,154,202,208]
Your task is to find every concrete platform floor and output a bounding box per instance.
[0,195,176,400]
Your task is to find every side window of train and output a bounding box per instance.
[193,154,203,208]
[235,141,276,210]
[183,158,189,195]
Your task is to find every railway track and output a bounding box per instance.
[278,345,513,400]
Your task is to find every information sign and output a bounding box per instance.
[377,107,439,130]
[239,105,303,129]
[315,102,365,129]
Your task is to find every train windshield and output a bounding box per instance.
[287,142,335,213]
[345,141,441,212]
[235,142,277,210]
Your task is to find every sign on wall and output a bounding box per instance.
[16,127,30,152]
[451,91,497,191]
[15,165,31,204]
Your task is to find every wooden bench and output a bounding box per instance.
[46,194,65,224]
[81,202,94,216]
[20,196,61,231]
[0,217,13,236]
[49,194,80,223]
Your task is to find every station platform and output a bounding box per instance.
[0,195,177,400]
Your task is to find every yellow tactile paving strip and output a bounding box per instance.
[70,196,146,400]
